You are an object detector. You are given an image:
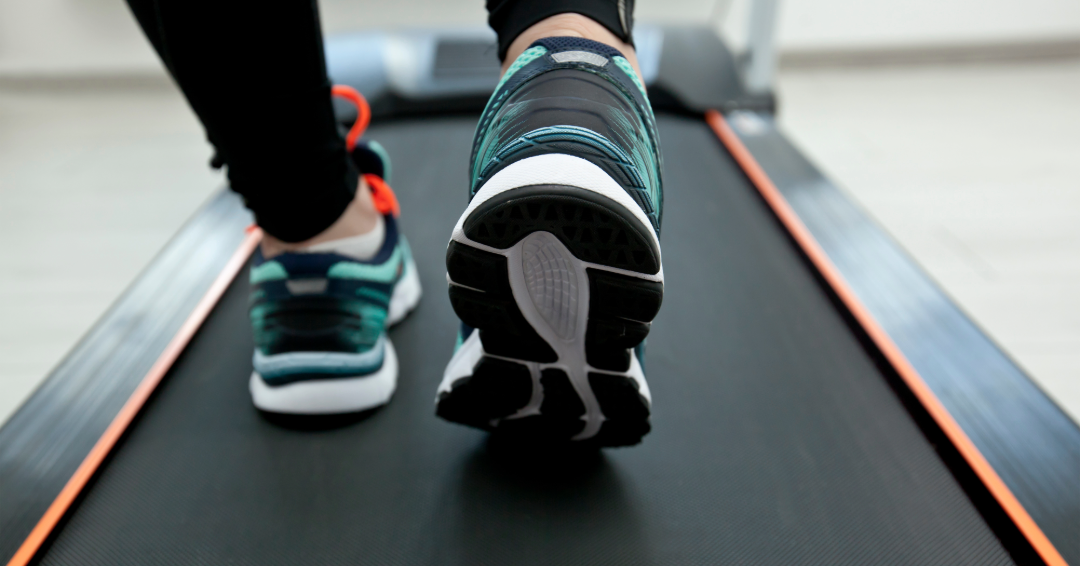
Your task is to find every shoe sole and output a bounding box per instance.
[438,154,663,446]
[250,257,422,414]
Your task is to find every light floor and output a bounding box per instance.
[1,60,1077,426]
[0,83,221,423]
[777,60,1080,421]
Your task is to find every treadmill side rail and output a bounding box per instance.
[0,191,254,564]
[708,109,1071,566]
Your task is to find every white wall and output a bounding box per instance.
[3,0,1078,76]
[0,0,157,74]
[739,0,1080,51]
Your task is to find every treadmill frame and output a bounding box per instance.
[709,111,1068,566]
[1,26,1075,566]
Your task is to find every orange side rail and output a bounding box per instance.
[705,109,1066,566]
[6,229,263,566]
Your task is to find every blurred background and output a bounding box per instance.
[1,0,1077,425]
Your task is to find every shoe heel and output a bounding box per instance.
[462,185,660,275]
[441,157,663,445]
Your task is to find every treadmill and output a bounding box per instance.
[2,25,1077,566]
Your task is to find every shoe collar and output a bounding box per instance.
[252,213,400,278]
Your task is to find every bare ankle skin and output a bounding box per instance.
[260,177,381,258]
[502,13,643,81]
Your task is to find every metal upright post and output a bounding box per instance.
[744,0,780,93]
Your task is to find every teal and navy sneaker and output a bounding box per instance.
[437,37,664,446]
[248,147,421,414]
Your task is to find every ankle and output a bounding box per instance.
[502,13,643,81]
[261,178,382,259]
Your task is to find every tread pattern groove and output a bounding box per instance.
[444,187,660,445]
[463,185,660,274]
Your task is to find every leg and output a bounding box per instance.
[493,8,642,77]
[126,0,420,414]
[438,1,664,446]
[125,0,377,247]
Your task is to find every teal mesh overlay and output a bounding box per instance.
[249,235,412,358]
[250,261,287,284]
[471,100,531,188]
[250,297,385,355]
[478,125,645,197]
[612,56,648,98]
[605,109,662,220]
[356,302,388,346]
[453,329,466,353]
[356,286,391,304]
[367,140,393,184]
[328,244,404,283]
[470,42,664,229]
[497,46,547,91]
[471,46,549,177]
[472,120,662,228]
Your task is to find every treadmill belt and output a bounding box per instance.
[38,115,1017,565]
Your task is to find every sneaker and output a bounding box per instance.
[249,94,422,414]
[437,37,664,446]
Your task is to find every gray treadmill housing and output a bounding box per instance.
[325,25,774,121]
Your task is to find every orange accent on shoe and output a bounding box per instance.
[330,85,371,152]
[364,174,400,218]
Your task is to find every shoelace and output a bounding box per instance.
[330,85,371,152]
[332,85,399,218]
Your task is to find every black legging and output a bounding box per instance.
[126,0,634,242]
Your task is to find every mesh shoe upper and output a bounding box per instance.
[470,37,664,233]
[249,215,412,385]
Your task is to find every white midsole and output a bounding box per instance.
[387,256,422,326]
[439,320,651,406]
[251,338,398,414]
[451,153,662,275]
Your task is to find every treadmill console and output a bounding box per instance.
[325,25,775,122]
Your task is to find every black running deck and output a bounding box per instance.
[31,116,1028,565]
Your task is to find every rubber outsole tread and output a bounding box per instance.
[589,373,652,446]
[585,268,662,371]
[447,242,558,363]
[537,369,588,437]
[435,357,533,428]
[494,369,590,440]
[442,187,661,446]
[588,268,664,321]
[463,185,660,274]
[445,240,511,293]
